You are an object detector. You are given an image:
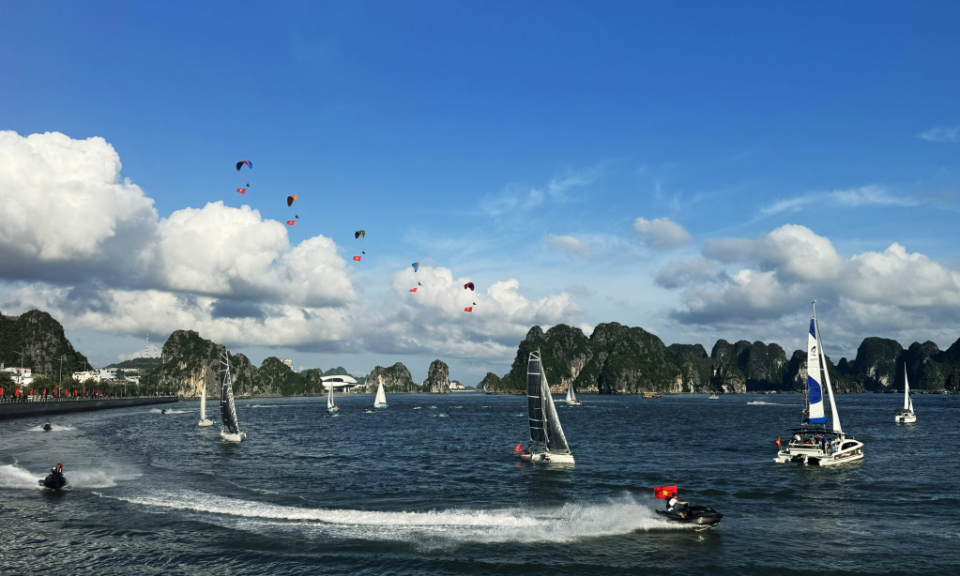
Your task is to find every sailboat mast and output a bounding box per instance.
[813,301,842,434]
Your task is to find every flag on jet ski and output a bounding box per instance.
[654,485,678,500]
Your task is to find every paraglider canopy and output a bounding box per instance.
[287,194,298,207]
[411,262,419,272]
[464,282,475,291]
[355,230,366,239]
[236,161,252,171]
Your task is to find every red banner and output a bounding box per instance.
[352,256,361,262]
[654,485,678,500]
[463,307,473,312]
[237,188,246,194]
[286,220,296,226]
[409,287,417,292]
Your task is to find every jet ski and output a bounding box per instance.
[39,465,67,491]
[655,504,723,530]
[42,423,52,431]
[161,409,167,414]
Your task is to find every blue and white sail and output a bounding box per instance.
[806,319,827,424]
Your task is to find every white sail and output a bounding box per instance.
[806,317,827,424]
[540,362,571,454]
[200,384,207,421]
[813,304,842,434]
[566,382,577,403]
[903,365,911,410]
[374,375,387,407]
[327,378,336,410]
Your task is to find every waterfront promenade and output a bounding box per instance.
[0,396,179,420]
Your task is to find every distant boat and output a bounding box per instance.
[219,352,245,442]
[708,394,719,400]
[775,302,863,466]
[198,379,213,427]
[374,375,388,409]
[895,365,917,424]
[565,380,581,406]
[327,376,339,414]
[641,392,664,398]
[519,350,574,465]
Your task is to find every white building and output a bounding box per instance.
[73,370,101,383]
[321,375,360,392]
[1,366,33,386]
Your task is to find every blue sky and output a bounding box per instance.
[2,2,960,381]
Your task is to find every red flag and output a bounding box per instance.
[464,307,473,312]
[0,388,3,396]
[776,436,781,448]
[654,485,678,500]
[30,389,34,396]
[352,256,361,262]
[236,188,246,194]
[43,388,47,396]
[513,442,523,453]
[286,220,296,226]
[409,287,417,293]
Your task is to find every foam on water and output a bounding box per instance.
[150,408,189,414]
[747,401,783,406]
[106,491,685,544]
[0,463,139,489]
[28,424,75,432]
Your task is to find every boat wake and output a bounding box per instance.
[0,463,140,489]
[150,408,189,414]
[746,400,784,406]
[104,491,684,545]
[29,424,75,432]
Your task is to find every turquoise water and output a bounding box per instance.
[1,393,958,575]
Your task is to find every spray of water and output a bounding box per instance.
[0,463,140,489]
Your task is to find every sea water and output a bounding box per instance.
[1,393,958,575]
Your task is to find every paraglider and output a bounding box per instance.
[411,262,419,272]
[236,161,252,171]
[353,256,362,262]
[355,230,366,239]
[464,282,475,291]
[237,188,246,194]
[286,194,298,207]
[286,220,296,226]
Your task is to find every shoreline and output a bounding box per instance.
[0,396,179,420]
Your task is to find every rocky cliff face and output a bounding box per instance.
[147,330,258,398]
[364,363,418,393]
[423,359,450,394]
[0,310,89,377]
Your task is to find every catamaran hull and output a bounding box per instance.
[895,413,917,423]
[220,430,244,442]
[374,404,388,409]
[198,419,213,427]
[776,443,864,466]
[565,400,581,406]
[519,452,575,465]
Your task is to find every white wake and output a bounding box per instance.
[105,491,683,543]
[0,463,140,489]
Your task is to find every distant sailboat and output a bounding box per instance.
[564,381,581,406]
[895,365,917,423]
[775,301,863,466]
[519,350,574,465]
[327,376,339,414]
[219,352,244,442]
[198,377,213,427]
[374,375,388,408]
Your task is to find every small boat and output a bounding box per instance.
[374,375,388,409]
[519,350,574,465]
[219,352,245,442]
[708,394,719,400]
[776,302,863,466]
[564,381,582,406]
[198,380,213,427]
[655,505,723,531]
[42,422,52,431]
[39,464,67,491]
[895,365,917,424]
[641,392,664,399]
[161,409,167,415]
[327,375,339,414]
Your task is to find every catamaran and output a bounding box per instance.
[519,350,574,465]
[327,376,339,414]
[219,352,245,442]
[895,365,916,423]
[564,381,581,406]
[374,375,388,408]
[198,377,213,427]
[775,302,863,466]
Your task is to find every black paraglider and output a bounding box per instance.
[355,230,366,239]
[287,194,298,207]
[464,282,475,291]
[236,161,252,171]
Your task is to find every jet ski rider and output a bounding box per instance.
[667,492,688,518]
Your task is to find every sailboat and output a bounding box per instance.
[775,302,863,466]
[519,350,574,465]
[219,352,245,442]
[327,377,339,414]
[895,365,917,423]
[374,375,388,408]
[198,376,213,427]
[564,381,581,406]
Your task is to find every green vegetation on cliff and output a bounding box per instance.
[0,310,89,376]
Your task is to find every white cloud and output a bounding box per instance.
[758,185,918,218]
[545,234,590,259]
[655,257,722,289]
[917,125,959,143]
[633,217,691,249]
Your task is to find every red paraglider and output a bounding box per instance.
[236,161,252,171]
[464,282,475,291]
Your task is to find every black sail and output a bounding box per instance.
[219,352,240,435]
[527,351,547,444]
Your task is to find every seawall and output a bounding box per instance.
[0,397,179,420]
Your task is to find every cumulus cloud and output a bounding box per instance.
[0,130,582,362]
[662,224,960,349]
[917,125,959,143]
[633,217,691,249]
